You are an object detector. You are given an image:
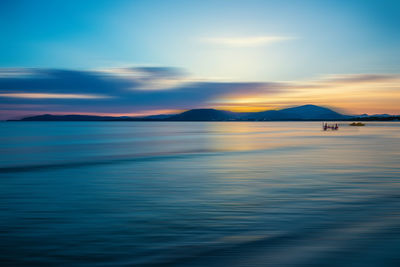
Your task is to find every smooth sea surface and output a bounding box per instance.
[0,121,399,266]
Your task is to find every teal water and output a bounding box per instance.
[0,122,400,266]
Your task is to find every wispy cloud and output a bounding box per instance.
[317,74,400,85]
[98,67,192,91]
[0,93,110,99]
[0,67,274,119]
[202,35,296,47]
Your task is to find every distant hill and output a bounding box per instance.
[167,109,237,121]
[19,114,121,121]
[167,105,347,121]
[248,104,347,120]
[142,114,176,120]
[14,105,399,121]
[18,114,172,121]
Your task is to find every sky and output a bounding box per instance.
[0,0,399,119]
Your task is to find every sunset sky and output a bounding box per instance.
[1,0,399,119]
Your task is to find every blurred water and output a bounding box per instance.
[0,121,399,266]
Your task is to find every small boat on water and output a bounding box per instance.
[350,122,365,126]
[323,123,339,131]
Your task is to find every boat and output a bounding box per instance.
[349,122,365,126]
[323,123,339,131]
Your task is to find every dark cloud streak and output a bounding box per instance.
[0,67,278,118]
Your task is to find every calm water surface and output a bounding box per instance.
[0,122,399,266]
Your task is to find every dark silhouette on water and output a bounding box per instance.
[350,122,366,126]
[323,122,339,131]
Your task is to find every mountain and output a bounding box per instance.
[142,114,176,120]
[19,114,121,121]
[371,114,391,118]
[167,109,237,121]
[16,104,397,122]
[18,114,176,121]
[248,104,347,120]
[165,105,347,121]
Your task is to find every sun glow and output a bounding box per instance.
[202,36,295,47]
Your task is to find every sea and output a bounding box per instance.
[0,121,399,266]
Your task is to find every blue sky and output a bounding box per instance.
[1,0,399,118]
[2,0,399,80]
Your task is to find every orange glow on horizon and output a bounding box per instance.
[210,74,400,115]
